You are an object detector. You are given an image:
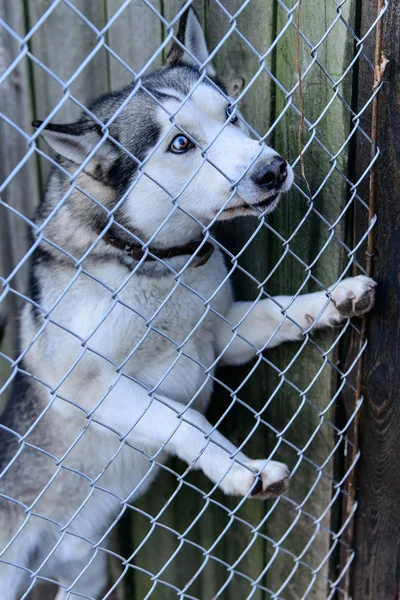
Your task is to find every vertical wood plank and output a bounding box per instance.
[106,0,163,89]
[351,2,400,598]
[0,0,40,402]
[266,1,357,598]
[25,0,110,182]
[206,2,278,598]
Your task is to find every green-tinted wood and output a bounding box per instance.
[206,2,277,597]
[205,2,280,597]
[262,1,357,598]
[0,0,40,403]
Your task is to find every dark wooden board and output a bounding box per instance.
[352,2,400,599]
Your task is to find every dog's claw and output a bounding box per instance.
[251,479,263,496]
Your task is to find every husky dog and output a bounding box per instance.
[0,7,376,600]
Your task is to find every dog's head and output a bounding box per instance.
[34,7,293,246]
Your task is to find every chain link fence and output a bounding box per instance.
[0,0,387,599]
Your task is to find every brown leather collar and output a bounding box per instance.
[102,230,215,268]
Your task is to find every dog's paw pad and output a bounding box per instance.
[264,478,289,497]
[249,460,289,500]
[353,288,375,315]
[331,276,376,323]
[335,296,354,317]
[221,459,289,499]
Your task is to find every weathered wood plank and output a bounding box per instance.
[206,2,278,598]
[0,0,40,404]
[351,2,400,599]
[264,1,357,598]
[26,0,110,182]
[106,0,163,89]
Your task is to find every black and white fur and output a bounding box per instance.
[0,8,376,599]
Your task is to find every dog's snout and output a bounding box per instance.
[252,157,288,190]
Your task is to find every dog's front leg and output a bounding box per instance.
[94,377,289,499]
[216,275,376,366]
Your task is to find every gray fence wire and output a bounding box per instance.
[0,0,387,599]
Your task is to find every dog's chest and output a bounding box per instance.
[44,250,232,408]
[102,257,231,400]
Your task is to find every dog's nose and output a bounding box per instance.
[252,157,288,190]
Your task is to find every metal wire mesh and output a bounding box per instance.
[0,0,387,598]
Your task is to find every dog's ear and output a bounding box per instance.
[164,7,215,76]
[32,120,119,165]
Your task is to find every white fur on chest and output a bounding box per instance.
[25,249,232,413]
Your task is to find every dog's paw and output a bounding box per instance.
[328,276,376,325]
[221,459,289,499]
[248,459,290,499]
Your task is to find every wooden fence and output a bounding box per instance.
[0,1,390,599]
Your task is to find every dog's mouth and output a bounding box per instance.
[251,192,280,212]
[221,192,280,216]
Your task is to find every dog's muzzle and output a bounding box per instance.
[219,155,291,217]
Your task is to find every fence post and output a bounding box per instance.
[352,1,400,598]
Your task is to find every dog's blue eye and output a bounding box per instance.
[226,105,238,124]
[169,134,193,154]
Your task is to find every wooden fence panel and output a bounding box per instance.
[0,1,368,599]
